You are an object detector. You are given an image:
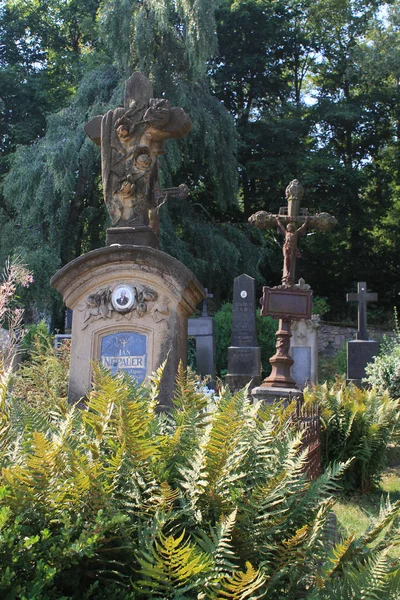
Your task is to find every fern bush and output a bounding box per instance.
[365,333,400,399]
[304,381,400,493]
[1,362,400,598]
[11,333,70,407]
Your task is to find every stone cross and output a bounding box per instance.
[346,282,378,341]
[201,288,214,317]
[84,72,192,246]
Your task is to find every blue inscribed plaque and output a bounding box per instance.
[100,332,147,384]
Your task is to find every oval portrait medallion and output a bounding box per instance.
[112,285,135,312]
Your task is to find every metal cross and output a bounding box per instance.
[248,180,337,287]
[346,282,378,341]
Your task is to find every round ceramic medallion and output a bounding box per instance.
[112,285,135,312]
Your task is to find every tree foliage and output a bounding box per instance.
[2,0,400,322]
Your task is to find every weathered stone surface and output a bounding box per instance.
[51,246,205,408]
[347,339,379,382]
[291,347,311,388]
[226,274,261,392]
[84,72,192,246]
[290,317,320,388]
[230,274,258,347]
[251,385,302,405]
[317,322,391,357]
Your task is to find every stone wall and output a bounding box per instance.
[318,321,393,357]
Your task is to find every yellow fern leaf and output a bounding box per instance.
[218,561,267,599]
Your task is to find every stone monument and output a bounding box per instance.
[290,312,320,389]
[248,180,337,403]
[346,281,379,385]
[225,274,262,392]
[188,290,216,388]
[51,72,205,408]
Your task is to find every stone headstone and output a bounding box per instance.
[51,71,205,408]
[290,316,320,388]
[225,274,261,392]
[51,246,204,408]
[346,282,379,385]
[188,316,216,388]
[347,340,379,382]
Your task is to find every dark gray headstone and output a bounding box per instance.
[231,274,258,346]
[226,274,261,392]
[347,339,379,383]
[188,316,216,388]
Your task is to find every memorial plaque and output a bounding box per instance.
[231,274,258,346]
[261,287,312,320]
[100,331,147,384]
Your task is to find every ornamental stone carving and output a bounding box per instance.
[78,283,169,329]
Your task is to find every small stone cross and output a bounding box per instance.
[202,288,214,317]
[346,282,378,341]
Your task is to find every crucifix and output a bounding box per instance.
[84,72,192,247]
[346,282,378,341]
[248,179,337,389]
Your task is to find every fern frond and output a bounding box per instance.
[195,508,238,578]
[321,533,356,581]
[218,561,267,599]
[136,529,212,595]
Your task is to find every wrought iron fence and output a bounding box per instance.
[293,397,321,480]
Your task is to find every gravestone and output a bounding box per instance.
[225,274,261,392]
[188,290,216,387]
[290,316,320,388]
[346,282,379,384]
[51,72,205,408]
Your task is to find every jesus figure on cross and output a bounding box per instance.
[276,215,310,286]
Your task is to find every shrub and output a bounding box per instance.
[11,334,70,407]
[20,319,53,361]
[214,303,277,378]
[364,333,400,399]
[1,359,400,598]
[312,296,329,316]
[305,381,400,493]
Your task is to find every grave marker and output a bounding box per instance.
[225,274,262,392]
[249,180,337,403]
[346,282,379,383]
[188,290,216,387]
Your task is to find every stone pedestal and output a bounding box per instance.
[251,384,302,405]
[347,339,379,386]
[226,346,262,392]
[106,226,158,248]
[51,245,205,408]
[290,316,320,388]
